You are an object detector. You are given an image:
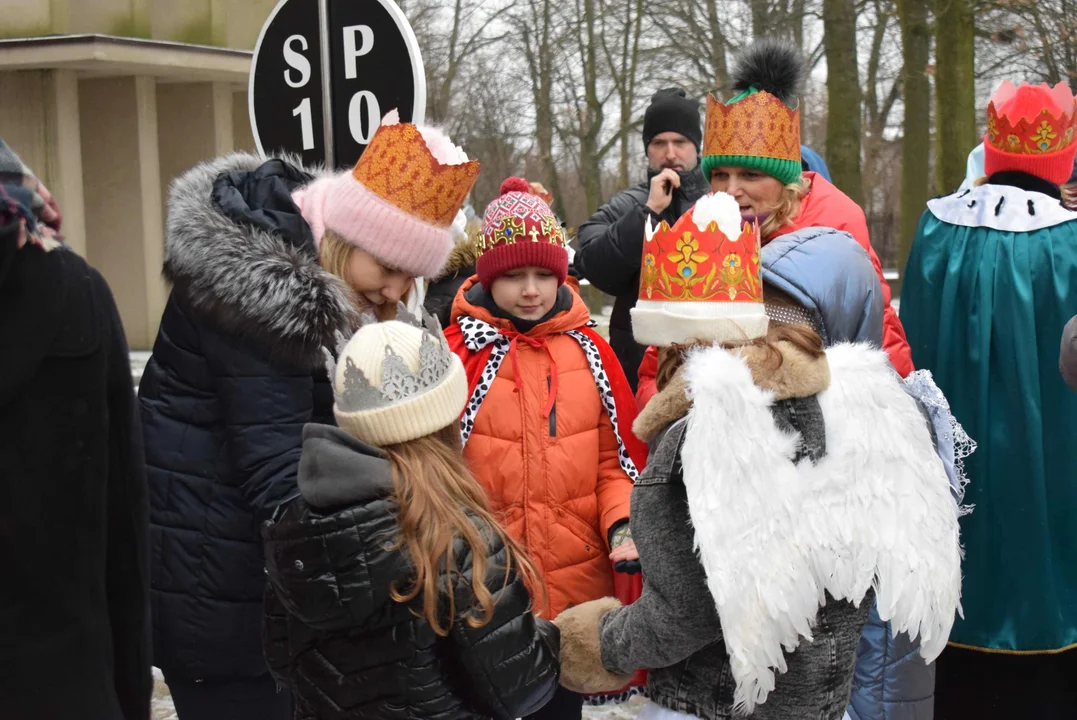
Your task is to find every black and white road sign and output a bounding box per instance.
[249,0,426,170]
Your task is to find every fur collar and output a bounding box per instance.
[634,340,831,442]
[431,226,480,281]
[164,152,357,368]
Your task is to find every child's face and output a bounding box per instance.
[345,248,414,312]
[490,267,559,320]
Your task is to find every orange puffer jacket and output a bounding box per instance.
[448,279,635,619]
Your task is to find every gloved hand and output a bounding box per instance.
[609,521,641,575]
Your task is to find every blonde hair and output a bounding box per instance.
[760,175,812,239]
[319,230,355,284]
[319,229,410,318]
[384,423,546,635]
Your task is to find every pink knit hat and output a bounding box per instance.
[292,111,480,278]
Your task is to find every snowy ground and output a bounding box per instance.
[151,668,645,719]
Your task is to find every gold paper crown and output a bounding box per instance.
[704,92,800,162]
[353,122,480,227]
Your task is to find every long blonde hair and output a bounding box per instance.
[319,229,410,319]
[760,175,812,239]
[383,423,545,636]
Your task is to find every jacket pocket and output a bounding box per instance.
[554,506,604,552]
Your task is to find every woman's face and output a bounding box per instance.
[344,248,414,314]
[709,166,785,216]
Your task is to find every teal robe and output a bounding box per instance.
[901,183,1077,653]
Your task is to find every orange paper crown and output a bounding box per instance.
[354,122,480,228]
[704,92,800,163]
[632,192,768,347]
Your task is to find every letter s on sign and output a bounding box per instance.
[283,35,311,89]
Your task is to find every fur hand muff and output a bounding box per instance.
[553,597,633,694]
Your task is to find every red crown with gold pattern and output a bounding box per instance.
[984,80,1077,185]
[632,192,768,347]
[704,92,801,163]
[353,121,481,228]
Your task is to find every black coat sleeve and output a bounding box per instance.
[447,528,560,720]
[574,187,654,297]
[262,582,293,688]
[96,270,153,720]
[204,334,314,523]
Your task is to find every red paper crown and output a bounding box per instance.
[986,81,1077,156]
[639,205,762,303]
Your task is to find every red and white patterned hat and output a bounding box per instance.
[476,177,569,289]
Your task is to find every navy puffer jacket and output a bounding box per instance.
[138,153,357,679]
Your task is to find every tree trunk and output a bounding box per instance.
[822,0,865,205]
[897,0,931,275]
[934,0,976,194]
[579,0,604,214]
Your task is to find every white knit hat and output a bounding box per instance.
[327,308,467,446]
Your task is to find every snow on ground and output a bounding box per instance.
[151,667,644,719]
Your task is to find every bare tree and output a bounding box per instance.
[897,0,932,273]
[516,0,568,217]
[934,0,977,193]
[823,0,865,204]
[600,0,647,188]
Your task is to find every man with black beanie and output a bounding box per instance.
[574,88,708,390]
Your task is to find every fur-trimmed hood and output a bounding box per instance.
[430,221,480,281]
[633,339,832,442]
[164,152,358,367]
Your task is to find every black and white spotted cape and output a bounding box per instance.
[455,315,639,483]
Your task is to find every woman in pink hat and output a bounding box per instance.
[137,113,478,719]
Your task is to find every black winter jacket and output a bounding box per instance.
[573,168,708,389]
[263,425,561,719]
[138,154,358,679]
[0,238,152,719]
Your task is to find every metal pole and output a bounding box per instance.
[317,0,335,169]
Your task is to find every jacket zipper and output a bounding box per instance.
[547,375,556,436]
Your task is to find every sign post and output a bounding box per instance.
[249,0,426,171]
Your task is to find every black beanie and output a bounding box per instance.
[642,88,702,151]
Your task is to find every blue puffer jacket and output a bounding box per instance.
[762,225,883,347]
[138,153,357,680]
[765,228,936,719]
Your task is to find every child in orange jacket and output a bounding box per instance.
[445,177,646,720]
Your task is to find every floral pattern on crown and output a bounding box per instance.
[353,122,480,227]
[704,92,801,162]
[639,193,762,303]
[986,81,1077,156]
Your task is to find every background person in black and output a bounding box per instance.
[0,138,152,720]
[574,88,709,390]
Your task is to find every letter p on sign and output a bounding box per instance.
[343,25,375,80]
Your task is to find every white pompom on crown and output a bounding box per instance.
[692,191,744,239]
[645,190,744,241]
[380,108,471,166]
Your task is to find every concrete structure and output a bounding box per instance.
[0,34,255,349]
